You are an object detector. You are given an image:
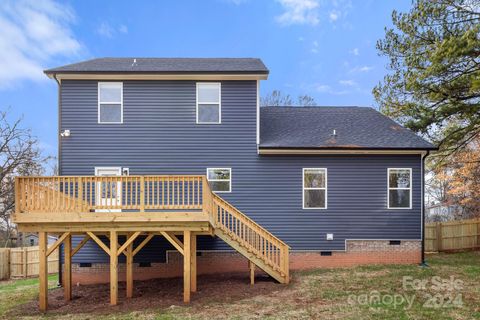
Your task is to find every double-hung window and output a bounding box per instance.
[303,168,327,209]
[196,83,221,124]
[98,82,123,124]
[388,168,412,209]
[207,168,231,193]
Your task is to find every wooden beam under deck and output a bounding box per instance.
[14,211,210,224]
[64,234,72,301]
[71,235,91,257]
[161,231,184,256]
[126,232,134,298]
[183,230,191,303]
[46,232,70,257]
[16,222,212,233]
[191,233,197,293]
[39,232,48,312]
[110,230,118,306]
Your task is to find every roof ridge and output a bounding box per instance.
[261,106,369,109]
[44,57,269,75]
[97,57,262,60]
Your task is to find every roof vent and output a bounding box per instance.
[331,129,337,137]
[131,58,137,67]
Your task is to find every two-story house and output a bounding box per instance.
[13,58,436,311]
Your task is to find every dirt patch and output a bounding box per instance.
[9,273,282,318]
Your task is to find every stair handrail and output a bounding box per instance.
[209,191,290,282]
[212,194,289,248]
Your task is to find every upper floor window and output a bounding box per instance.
[303,168,327,209]
[388,168,412,209]
[196,83,221,124]
[98,82,123,124]
[207,168,231,193]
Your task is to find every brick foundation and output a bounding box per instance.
[69,240,421,285]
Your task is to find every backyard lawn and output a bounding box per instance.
[1,252,479,320]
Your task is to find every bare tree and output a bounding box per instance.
[297,94,317,106]
[425,167,450,206]
[261,90,317,107]
[261,90,293,106]
[0,110,47,247]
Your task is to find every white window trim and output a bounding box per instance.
[302,168,327,210]
[387,168,412,210]
[206,167,231,193]
[196,82,221,124]
[98,82,123,124]
[94,167,122,176]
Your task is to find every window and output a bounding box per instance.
[303,168,327,209]
[98,82,123,123]
[196,83,221,124]
[207,168,231,192]
[388,168,412,209]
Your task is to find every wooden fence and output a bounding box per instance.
[0,246,59,280]
[0,249,10,280]
[425,218,480,252]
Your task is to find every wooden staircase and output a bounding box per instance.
[203,181,290,284]
[212,196,290,283]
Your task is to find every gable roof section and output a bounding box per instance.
[45,57,269,75]
[259,106,436,151]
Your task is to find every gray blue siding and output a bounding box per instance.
[60,80,422,263]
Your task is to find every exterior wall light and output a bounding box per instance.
[60,129,71,137]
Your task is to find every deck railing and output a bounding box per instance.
[15,176,205,214]
[15,175,290,282]
[212,194,290,281]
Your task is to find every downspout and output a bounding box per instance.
[421,150,430,266]
[53,74,63,285]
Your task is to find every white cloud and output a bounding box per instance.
[350,48,359,56]
[275,0,319,26]
[275,0,353,26]
[339,79,357,86]
[0,0,82,89]
[97,22,114,38]
[311,82,355,95]
[329,10,339,22]
[315,84,331,92]
[224,0,248,4]
[119,24,128,34]
[349,65,373,73]
[97,22,129,38]
[311,40,319,53]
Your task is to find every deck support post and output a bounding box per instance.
[64,233,72,301]
[183,230,191,303]
[249,260,255,285]
[39,232,48,311]
[110,231,118,306]
[190,232,197,293]
[126,232,134,298]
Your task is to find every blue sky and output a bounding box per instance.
[0,0,410,159]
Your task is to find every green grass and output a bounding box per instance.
[1,252,479,320]
[0,274,57,316]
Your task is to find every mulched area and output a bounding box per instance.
[10,273,281,317]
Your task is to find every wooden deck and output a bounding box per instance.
[13,175,290,312]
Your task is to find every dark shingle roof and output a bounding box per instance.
[44,58,269,74]
[260,106,436,150]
